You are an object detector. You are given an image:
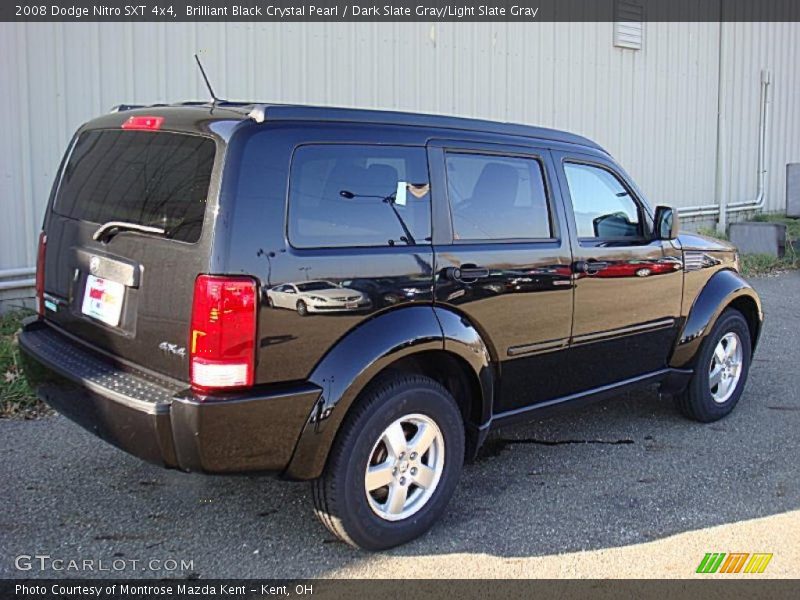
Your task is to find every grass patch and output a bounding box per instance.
[740,253,797,277]
[694,214,800,277]
[695,226,728,241]
[0,310,51,419]
[744,213,800,276]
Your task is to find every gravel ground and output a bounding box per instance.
[1,272,798,579]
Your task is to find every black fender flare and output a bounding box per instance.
[433,306,496,427]
[283,305,495,480]
[669,269,763,369]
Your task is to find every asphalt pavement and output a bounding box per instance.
[1,272,798,579]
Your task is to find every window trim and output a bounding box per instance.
[285,142,433,251]
[442,148,559,245]
[561,158,652,246]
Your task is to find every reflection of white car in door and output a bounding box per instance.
[267,280,371,316]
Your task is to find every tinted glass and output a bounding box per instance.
[445,153,551,240]
[564,163,641,239]
[54,130,215,243]
[288,145,431,248]
[297,281,337,292]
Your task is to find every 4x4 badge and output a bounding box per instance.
[158,342,186,359]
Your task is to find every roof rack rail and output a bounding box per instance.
[248,104,267,123]
[109,103,178,113]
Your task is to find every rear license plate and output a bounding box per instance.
[81,275,125,327]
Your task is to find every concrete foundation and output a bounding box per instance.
[729,222,787,257]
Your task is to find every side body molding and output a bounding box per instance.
[284,306,444,480]
[670,269,763,369]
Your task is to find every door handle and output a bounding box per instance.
[444,266,490,282]
[573,260,610,274]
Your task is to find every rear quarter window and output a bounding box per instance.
[287,145,431,249]
[54,129,216,243]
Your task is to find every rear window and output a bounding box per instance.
[54,130,216,243]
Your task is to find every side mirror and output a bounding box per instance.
[653,205,679,240]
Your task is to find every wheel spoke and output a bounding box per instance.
[382,421,407,459]
[409,422,437,456]
[365,462,394,491]
[385,483,408,514]
[725,335,739,360]
[709,365,723,388]
[714,343,726,364]
[412,464,436,489]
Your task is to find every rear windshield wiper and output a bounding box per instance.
[93,221,167,243]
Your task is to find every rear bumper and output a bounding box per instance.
[18,319,321,476]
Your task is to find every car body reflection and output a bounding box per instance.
[436,264,574,305]
[590,257,683,278]
[340,276,433,309]
[266,280,371,316]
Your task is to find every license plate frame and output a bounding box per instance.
[81,274,125,327]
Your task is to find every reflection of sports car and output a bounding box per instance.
[267,280,371,316]
[594,258,683,278]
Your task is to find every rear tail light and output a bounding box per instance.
[35,232,47,316]
[190,275,258,392]
[121,116,164,130]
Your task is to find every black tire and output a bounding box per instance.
[312,373,465,550]
[675,308,752,422]
[296,300,308,316]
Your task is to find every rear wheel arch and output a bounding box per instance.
[283,306,495,480]
[364,350,488,459]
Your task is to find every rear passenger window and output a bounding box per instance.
[288,145,431,248]
[445,153,551,241]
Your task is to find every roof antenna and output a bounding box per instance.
[194,53,222,106]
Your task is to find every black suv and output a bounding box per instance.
[21,103,762,550]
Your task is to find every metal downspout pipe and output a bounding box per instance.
[679,67,771,221]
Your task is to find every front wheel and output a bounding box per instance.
[675,308,752,422]
[312,374,464,550]
[296,300,309,316]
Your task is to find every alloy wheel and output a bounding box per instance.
[364,413,445,522]
[709,332,743,404]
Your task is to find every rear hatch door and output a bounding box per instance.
[42,116,223,382]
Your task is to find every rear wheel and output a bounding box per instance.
[296,300,309,316]
[675,309,752,422]
[312,374,464,550]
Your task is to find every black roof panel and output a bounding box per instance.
[253,104,603,151]
[108,101,605,152]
